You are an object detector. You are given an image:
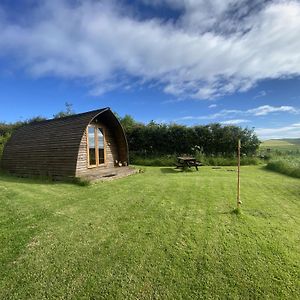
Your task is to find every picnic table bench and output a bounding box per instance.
[175,156,203,171]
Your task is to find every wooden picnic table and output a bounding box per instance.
[176,156,202,171]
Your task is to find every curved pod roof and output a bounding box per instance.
[1,108,128,178]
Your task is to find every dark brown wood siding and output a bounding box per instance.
[1,108,129,179]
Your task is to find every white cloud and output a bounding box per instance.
[175,109,239,121]
[0,0,300,98]
[247,105,300,116]
[253,90,267,99]
[255,123,300,139]
[208,104,217,108]
[175,105,300,121]
[220,119,250,125]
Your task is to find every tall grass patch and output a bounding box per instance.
[266,156,300,178]
[130,154,177,166]
[195,153,260,166]
[131,153,261,166]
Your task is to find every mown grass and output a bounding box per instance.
[0,166,299,299]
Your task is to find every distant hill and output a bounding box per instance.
[280,138,300,145]
[261,138,300,151]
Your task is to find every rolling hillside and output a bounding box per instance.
[261,138,300,151]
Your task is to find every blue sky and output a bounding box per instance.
[0,0,300,139]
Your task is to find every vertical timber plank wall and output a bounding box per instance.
[1,120,82,178]
[75,121,119,177]
[115,128,128,163]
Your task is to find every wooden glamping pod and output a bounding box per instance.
[1,108,135,180]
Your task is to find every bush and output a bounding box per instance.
[0,133,11,161]
[125,122,260,157]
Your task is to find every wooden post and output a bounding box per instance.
[237,139,241,208]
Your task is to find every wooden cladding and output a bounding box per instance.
[1,108,129,179]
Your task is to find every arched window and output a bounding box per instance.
[87,125,106,167]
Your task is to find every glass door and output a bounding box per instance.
[88,125,97,166]
[97,127,105,164]
[87,125,106,167]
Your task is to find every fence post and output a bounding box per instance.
[237,139,241,208]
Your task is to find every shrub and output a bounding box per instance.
[0,133,11,160]
[124,121,260,157]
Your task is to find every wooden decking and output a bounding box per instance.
[79,166,137,181]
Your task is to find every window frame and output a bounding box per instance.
[86,124,106,168]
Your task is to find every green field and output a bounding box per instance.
[0,167,299,299]
[261,138,300,152]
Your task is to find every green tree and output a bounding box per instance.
[120,114,140,132]
[53,102,74,119]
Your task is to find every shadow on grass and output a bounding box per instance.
[0,173,56,185]
[0,170,87,186]
[160,167,182,174]
[218,207,243,216]
[160,167,197,174]
[231,207,242,215]
[220,209,244,220]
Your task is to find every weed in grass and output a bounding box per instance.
[72,177,91,186]
[138,167,146,173]
[231,207,242,215]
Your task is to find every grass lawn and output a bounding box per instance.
[0,166,299,299]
